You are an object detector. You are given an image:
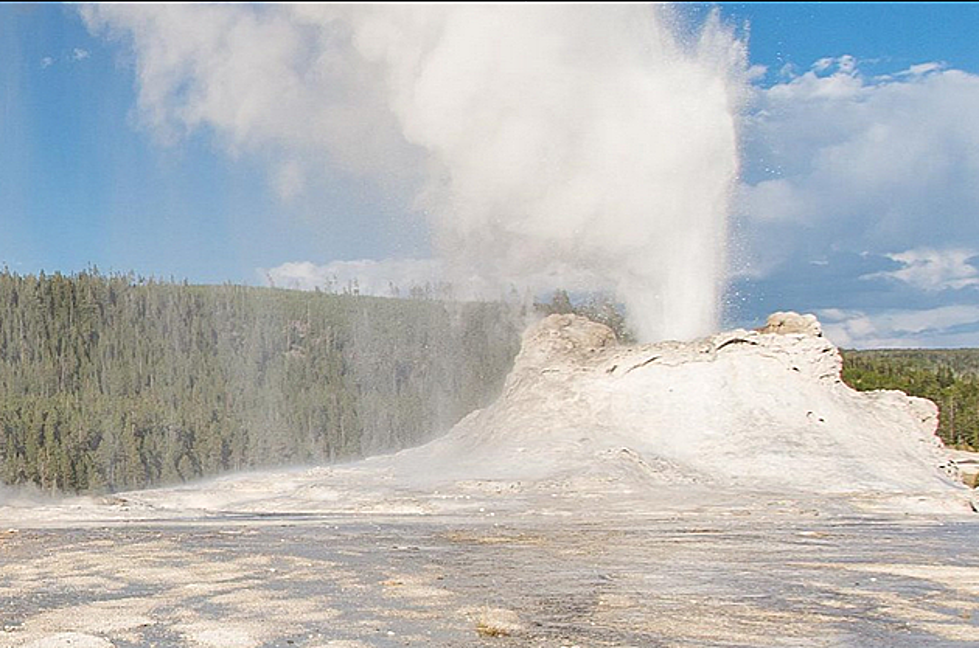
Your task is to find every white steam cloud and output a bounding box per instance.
[83,4,748,341]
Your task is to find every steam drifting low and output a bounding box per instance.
[84,4,749,341]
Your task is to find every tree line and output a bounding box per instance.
[0,270,522,493]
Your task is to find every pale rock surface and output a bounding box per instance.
[23,633,114,648]
[758,311,823,337]
[947,449,979,488]
[392,312,959,498]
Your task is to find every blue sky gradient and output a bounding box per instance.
[1,4,425,283]
[714,3,979,78]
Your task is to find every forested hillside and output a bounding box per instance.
[842,349,979,450]
[0,270,522,493]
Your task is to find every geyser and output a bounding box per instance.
[83,4,749,342]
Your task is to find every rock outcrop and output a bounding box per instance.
[757,311,823,337]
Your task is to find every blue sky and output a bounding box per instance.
[0,4,425,284]
[705,3,979,78]
[2,4,979,347]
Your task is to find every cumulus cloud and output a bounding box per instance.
[40,56,54,69]
[739,57,979,275]
[71,48,90,61]
[732,56,979,346]
[82,4,749,342]
[862,248,979,292]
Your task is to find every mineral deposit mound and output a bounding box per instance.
[389,312,966,504]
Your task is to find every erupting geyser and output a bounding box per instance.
[84,4,749,341]
[74,3,973,516]
[372,4,751,342]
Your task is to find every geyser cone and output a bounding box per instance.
[402,313,963,502]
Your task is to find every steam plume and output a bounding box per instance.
[84,4,748,341]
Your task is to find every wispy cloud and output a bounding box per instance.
[261,259,445,297]
[39,48,91,69]
[820,305,979,349]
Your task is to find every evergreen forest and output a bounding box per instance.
[0,270,521,494]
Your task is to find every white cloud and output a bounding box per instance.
[896,61,945,78]
[740,58,979,272]
[820,305,979,348]
[862,248,979,291]
[261,256,613,303]
[40,49,92,69]
[261,258,445,297]
[272,161,306,202]
[811,55,856,76]
[733,57,979,344]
